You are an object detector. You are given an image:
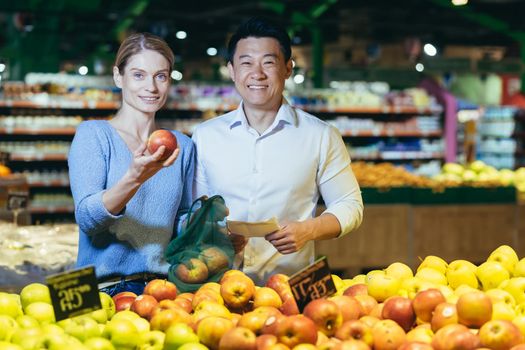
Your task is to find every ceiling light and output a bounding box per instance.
[176,31,187,39]
[451,0,468,5]
[293,74,305,84]
[423,43,437,56]
[78,66,88,75]
[415,63,425,72]
[206,47,218,56]
[171,70,183,81]
[0,63,5,73]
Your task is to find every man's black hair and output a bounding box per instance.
[227,16,292,63]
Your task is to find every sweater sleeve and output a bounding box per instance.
[173,135,196,237]
[68,122,123,236]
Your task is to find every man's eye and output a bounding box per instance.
[240,61,251,66]
[157,74,167,81]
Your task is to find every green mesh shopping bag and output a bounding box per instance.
[165,195,235,292]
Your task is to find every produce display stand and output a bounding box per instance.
[316,186,522,277]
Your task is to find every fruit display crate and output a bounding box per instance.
[361,186,516,205]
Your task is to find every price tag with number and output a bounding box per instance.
[288,256,336,312]
[46,266,101,321]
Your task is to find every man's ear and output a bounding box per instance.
[227,62,235,82]
[113,66,122,88]
[285,59,293,79]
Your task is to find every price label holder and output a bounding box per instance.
[288,256,336,312]
[7,192,29,210]
[46,266,101,321]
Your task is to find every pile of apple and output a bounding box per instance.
[4,245,525,350]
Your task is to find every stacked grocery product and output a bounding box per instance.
[1,245,525,350]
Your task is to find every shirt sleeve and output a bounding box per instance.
[68,122,123,236]
[173,137,196,237]
[192,128,211,199]
[317,124,364,236]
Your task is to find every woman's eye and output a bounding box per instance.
[133,72,143,79]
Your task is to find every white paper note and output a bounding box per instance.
[226,217,280,237]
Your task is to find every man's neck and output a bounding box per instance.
[243,101,283,135]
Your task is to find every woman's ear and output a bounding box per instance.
[113,66,122,88]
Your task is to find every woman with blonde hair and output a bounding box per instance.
[68,33,194,296]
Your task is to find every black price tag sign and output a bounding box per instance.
[288,256,336,311]
[7,192,29,210]
[46,266,101,321]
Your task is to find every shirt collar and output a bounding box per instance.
[229,99,298,130]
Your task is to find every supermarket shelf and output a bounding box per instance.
[298,105,443,114]
[9,154,68,161]
[29,206,74,214]
[0,127,77,135]
[353,152,444,160]
[0,100,119,110]
[29,180,70,187]
[340,130,442,137]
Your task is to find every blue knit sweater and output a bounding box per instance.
[68,120,195,279]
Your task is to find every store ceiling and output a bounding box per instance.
[0,0,523,71]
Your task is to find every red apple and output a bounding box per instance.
[371,319,406,350]
[359,315,380,329]
[344,284,368,297]
[220,274,256,309]
[261,314,287,336]
[431,324,480,350]
[178,292,194,302]
[332,339,371,350]
[254,287,283,309]
[112,291,137,312]
[276,315,318,348]
[456,291,492,328]
[330,295,363,322]
[398,341,434,350]
[412,288,446,323]
[256,334,278,350]
[130,294,158,319]
[175,258,209,284]
[381,296,415,332]
[149,308,191,331]
[218,326,257,350]
[354,295,378,316]
[265,274,299,315]
[238,311,272,335]
[144,279,178,301]
[510,345,525,350]
[303,298,343,337]
[335,320,373,347]
[191,289,222,309]
[147,129,177,161]
[431,302,458,332]
[479,320,524,350]
[199,246,230,275]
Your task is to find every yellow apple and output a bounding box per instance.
[437,285,455,302]
[332,275,345,293]
[366,273,401,302]
[514,258,525,278]
[488,245,519,274]
[417,256,448,274]
[415,268,447,286]
[485,288,516,307]
[352,274,366,284]
[516,302,525,317]
[503,277,525,305]
[446,261,479,290]
[453,284,478,297]
[400,277,435,299]
[476,261,510,291]
[492,301,516,321]
[512,315,525,337]
[406,324,434,343]
[385,262,414,281]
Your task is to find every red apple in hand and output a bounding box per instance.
[303,298,343,337]
[144,279,178,301]
[412,288,446,323]
[175,258,209,284]
[381,296,415,332]
[147,129,177,161]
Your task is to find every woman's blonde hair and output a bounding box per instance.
[114,32,174,73]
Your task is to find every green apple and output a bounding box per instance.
[513,258,525,278]
[503,277,525,304]
[84,337,116,350]
[0,293,22,318]
[137,330,165,350]
[64,316,102,342]
[99,293,116,320]
[0,315,18,341]
[366,273,401,302]
[111,310,140,322]
[385,262,414,281]
[24,301,56,324]
[417,255,448,274]
[20,283,52,310]
[41,323,66,335]
[177,343,209,350]
[35,332,71,350]
[488,245,519,274]
[415,267,447,285]
[132,316,151,334]
[446,260,479,289]
[0,341,23,350]
[102,318,140,349]
[164,323,200,350]
[10,327,43,349]
[15,315,39,329]
[89,309,108,324]
[476,261,510,291]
